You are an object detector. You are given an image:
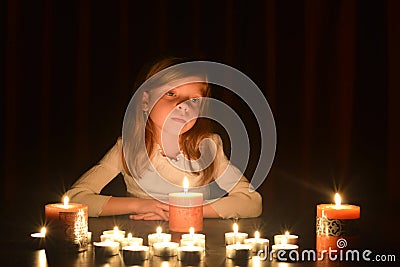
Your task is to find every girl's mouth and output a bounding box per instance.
[171,117,186,123]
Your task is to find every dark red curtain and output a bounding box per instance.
[2,0,399,244]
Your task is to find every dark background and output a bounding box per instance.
[1,0,399,254]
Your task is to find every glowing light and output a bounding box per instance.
[281,236,287,245]
[63,196,69,207]
[156,226,162,235]
[40,227,47,236]
[113,226,119,235]
[233,223,239,234]
[285,231,290,237]
[335,193,342,207]
[254,231,260,239]
[189,227,195,235]
[183,176,189,193]
[127,233,132,239]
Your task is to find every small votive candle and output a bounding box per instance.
[152,241,179,257]
[244,231,269,255]
[93,240,120,257]
[181,227,206,249]
[120,233,143,248]
[226,243,252,260]
[271,237,299,262]
[274,231,298,245]
[178,245,204,263]
[122,245,149,265]
[148,226,171,246]
[101,226,125,242]
[225,223,248,245]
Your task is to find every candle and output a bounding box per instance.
[271,237,299,262]
[225,223,248,245]
[177,245,204,263]
[169,176,203,232]
[244,231,269,255]
[45,196,89,252]
[274,231,298,245]
[316,193,360,255]
[120,233,144,248]
[148,226,171,246]
[122,245,149,265]
[152,241,179,257]
[93,240,120,257]
[180,227,206,249]
[226,243,252,260]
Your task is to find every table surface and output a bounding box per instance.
[2,215,396,267]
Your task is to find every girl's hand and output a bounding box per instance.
[130,199,169,221]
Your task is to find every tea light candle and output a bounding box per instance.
[122,245,149,265]
[244,231,269,255]
[30,227,47,239]
[120,233,143,248]
[101,226,125,242]
[45,196,89,252]
[226,243,252,260]
[316,193,360,254]
[274,231,298,245]
[271,237,299,261]
[152,241,179,257]
[169,176,203,232]
[148,226,171,246]
[225,223,248,245]
[93,240,120,257]
[178,245,204,263]
[180,227,206,249]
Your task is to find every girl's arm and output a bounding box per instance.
[203,203,220,218]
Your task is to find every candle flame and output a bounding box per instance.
[255,231,260,239]
[156,226,162,235]
[63,196,69,206]
[233,223,239,234]
[128,233,132,239]
[285,231,290,236]
[40,227,47,236]
[282,236,287,245]
[113,226,119,235]
[189,227,195,235]
[335,193,341,207]
[183,176,189,193]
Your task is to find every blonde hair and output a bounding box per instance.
[123,57,214,185]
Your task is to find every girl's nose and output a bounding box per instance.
[177,101,189,112]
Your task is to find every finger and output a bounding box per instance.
[154,208,169,221]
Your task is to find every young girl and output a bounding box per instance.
[67,57,262,220]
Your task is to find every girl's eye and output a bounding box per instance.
[191,98,201,103]
[166,91,176,97]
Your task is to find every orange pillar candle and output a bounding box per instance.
[169,177,203,232]
[316,193,360,255]
[45,196,89,252]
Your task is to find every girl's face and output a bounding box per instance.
[147,82,205,137]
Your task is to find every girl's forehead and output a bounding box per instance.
[151,77,207,95]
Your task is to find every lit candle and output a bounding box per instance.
[120,233,143,248]
[178,245,204,263]
[152,241,179,257]
[244,231,269,255]
[180,227,206,249]
[316,193,360,255]
[169,176,203,232]
[226,243,252,260]
[30,227,47,238]
[45,195,89,252]
[148,226,171,246]
[122,245,149,265]
[225,223,248,245]
[274,231,298,245]
[271,236,299,262]
[93,240,120,257]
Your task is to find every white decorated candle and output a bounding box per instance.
[148,226,171,246]
[225,223,248,245]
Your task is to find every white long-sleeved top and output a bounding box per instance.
[67,134,262,218]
